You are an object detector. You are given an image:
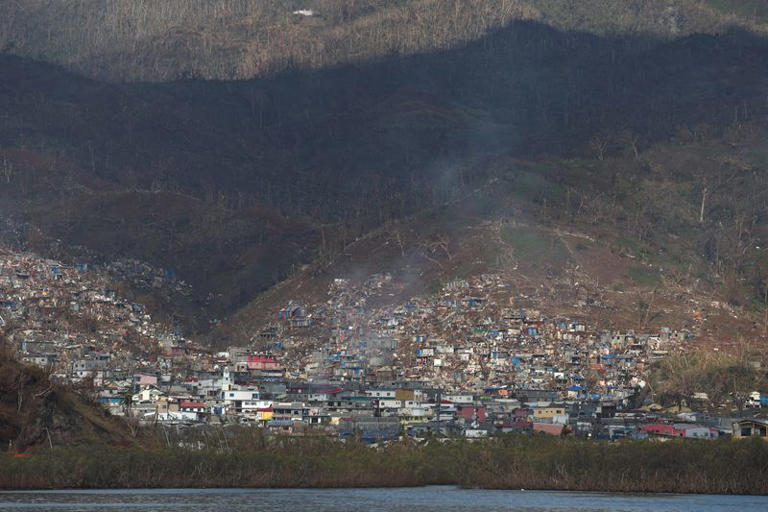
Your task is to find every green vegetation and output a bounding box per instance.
[502,226,569,271]
[502,226,551,258]
[2,435,768,494]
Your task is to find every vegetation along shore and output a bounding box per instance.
[2,434,768,494]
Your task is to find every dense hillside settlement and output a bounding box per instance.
[3,243,766,447]
[1,0,768,456]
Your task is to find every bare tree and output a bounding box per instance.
[1,154,13,183]
[619,129,641,160]
[389,230,407,257]
[699,185,708,224]
[589,134,610,161]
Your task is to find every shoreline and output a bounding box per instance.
[0,485,765,497]
[2,436,768,495]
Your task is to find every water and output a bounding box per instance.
[0,486,765,512]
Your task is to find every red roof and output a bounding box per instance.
[248,355,277,363]
[640,424,684,437]
[180,401,205,408]
[533,423,565,436]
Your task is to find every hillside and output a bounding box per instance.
[0,3,766,343]
[0,348,134,452]
[1,0,763,82]
[216,133,768,352]
[3,0,768,475]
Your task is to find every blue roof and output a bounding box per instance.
[267,419,295,427]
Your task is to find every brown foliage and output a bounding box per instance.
[0,356,134,452]
[0,0,757,82]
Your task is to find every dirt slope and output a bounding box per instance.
[0,352,134,452]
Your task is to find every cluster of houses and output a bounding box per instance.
[97,361,768,442]
[0,248,197,376]
[106,257,193,301]
[260,273,689,400]
[3,247,768,442]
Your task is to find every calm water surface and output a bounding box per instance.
[0,486,765,512]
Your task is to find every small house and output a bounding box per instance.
[732,419,768,439]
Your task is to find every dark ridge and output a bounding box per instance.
[1,21,767,329]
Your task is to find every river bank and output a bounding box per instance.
[2,435,767,494]
[2,487,768,512]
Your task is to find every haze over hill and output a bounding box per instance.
[0,0,766,346]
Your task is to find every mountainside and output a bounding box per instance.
[216,137,768,352]
[1,0,763,82]
[1,2,768,455]
[0,244,196,357]
[0,2,766,345]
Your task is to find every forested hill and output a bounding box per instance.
[1,2,767,337]
[0,0,765,82]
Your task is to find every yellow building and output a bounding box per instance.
[395,388,416,401]
[533,406,566,419]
